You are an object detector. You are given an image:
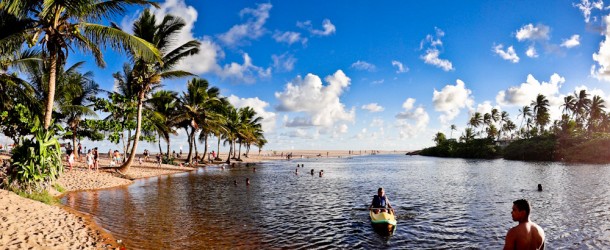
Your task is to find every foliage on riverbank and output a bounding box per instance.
[419,138,501,159]
[503,135,556,161]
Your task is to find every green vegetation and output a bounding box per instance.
[0,2,267,194]
[14,190,58,205]
[424,91,610,163]
[53,183,66,193]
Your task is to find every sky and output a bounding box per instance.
[6,0,610,152]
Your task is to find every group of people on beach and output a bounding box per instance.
[370,187,545,249]
[65,143,99,171]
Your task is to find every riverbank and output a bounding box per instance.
[1,150,405,249]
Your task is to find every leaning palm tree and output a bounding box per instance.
[562,95,577,119]
[588,95,606,132]
[468,112,483,137]
[146,90,178,156]
[0,0,161,129]
[118,9,200,173]
[518,106,532,131]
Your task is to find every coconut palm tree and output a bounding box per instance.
[118,9,200,173]
[531,94,550,133]
[237,107,263,159]
[146,90,178,156]
[588,95,606,132]
[223,105,240,164]
[491,108,500,124]
[460,128,475,142]
[469,112,483,137]
[56,63,100,157]
[0,0,161,129]
[497,111,510,140]
[518,105,532,131]
[562,95,577,118]
[450,124,457,139]
[574,90,591,127]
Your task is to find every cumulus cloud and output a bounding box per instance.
[272,31,307,45]
[217,3,272,46]
[297,19,336,36]
[217,53,271,83]
[574,0,604,23]
[284,116,314,127]
[526,46,539,58]
[561,34,581,48]
[395,98,430,138]
[121,1,271,83]
[516,24,550,41]
[591,15,610,81]
[391,60,409,73]
[432,79,475,123]
[496,73,565,107]
[420,27,454,71]
[493,44,520,63]
[475,101,501,115]
[371,79,385,84]
[361,103,385,113]
[272,53,297,72]
[275,70,355,127]
[350,60,376,71]
[370,118,384,127]
[227,95,277,132]
[281,128,313,139]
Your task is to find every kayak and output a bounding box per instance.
[369,209,397,234]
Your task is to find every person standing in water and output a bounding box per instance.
[504,199,545,250]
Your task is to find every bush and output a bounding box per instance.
[420,138,501,159]
[15,190,58,205]
[503,135,556,161]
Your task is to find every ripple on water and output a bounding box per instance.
[61,155,610,249]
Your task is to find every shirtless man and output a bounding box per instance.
[504,199,545,250]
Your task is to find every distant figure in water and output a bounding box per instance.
[537,184,543,191]
[311,169,314,175]
[253,167,256,172]
[246,178,250,186]
[295,168,298,174]
[301,164,304,168]
[234,180,237,186]
[297,164,300,168]
[504,199,545,250]
[319,170,324,177]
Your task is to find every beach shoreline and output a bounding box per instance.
[1,150,406,249]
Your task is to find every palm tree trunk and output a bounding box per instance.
[166,135,171,157]
[237,142,242,160]
[119,94,145,173]
[43,51,57,129]
[232,140,237,158]
[193,131,198,159]
[184,127,191,160]
[225,141,232,164]
[72,132,78,158]
[202,133,208,163]
[216,136,221,160]
[187,126,195,164]
[158,134,163,155]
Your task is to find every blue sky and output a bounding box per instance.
[12,0,610,152]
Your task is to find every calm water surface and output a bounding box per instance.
[61,155,610,249]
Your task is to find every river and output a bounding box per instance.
[61,154,610,249]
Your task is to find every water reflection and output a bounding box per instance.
[61,155,610,249]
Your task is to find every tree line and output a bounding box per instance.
[0,1,265,192]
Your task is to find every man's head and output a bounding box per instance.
[378,187,385,197]
[511,199,531,221]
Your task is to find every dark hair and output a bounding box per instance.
[378,187,383,193]
[513,199,531,217]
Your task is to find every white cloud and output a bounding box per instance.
[361,103,385,113]
[395,98,430,138]
[337,124,349,134]
[227,95,277,132]
[370,118,384,127]
[516,24,550,41]
[574,0,604,23]
[561,34,581,48]
[124,1,270,83]
[298,19,336,36]
[493,44,520,63]
[275,70,355,127]
[475,101,501,115]
[281,128,313,139]
[284,116,314,127]
[217,53,271,83]
[391,60,409,73]
[371,79,385,84]
[420,28,454,71]
[350,60,376,71]
[496,73,565,107]
[592,15,610,81]
[432,79,475,123]
[272,31,307,45]
[272,53,297,72]
[421,49,454,71]
[217,3,272,46]
[526,46,539,58]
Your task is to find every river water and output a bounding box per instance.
[61,154,610,249]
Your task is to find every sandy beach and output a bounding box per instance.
[0,150,405,249]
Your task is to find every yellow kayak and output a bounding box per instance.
[369,210,397,234]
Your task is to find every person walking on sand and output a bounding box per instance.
[86,149,94,171]
[68,150,75,171]
[93,147,99,171]
[504,199,545,250]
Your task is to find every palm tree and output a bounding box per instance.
[468,112,483,137]
[497,111,510,140]
[491,108,500,124]
[146,90,178,156]
[56,63,100,157]
[433,132,447,145]
[531,94,550,133]
[502,120,517,139]
[574,90,591,127]
[0,0,161,129]
[518,105,532,133]
[562,95,577,118]
[460,128,475,142]
[118,9,200,173]
[588,95,606,131]
[485,124,498,139]
[237,107,264,159]
[450,124,457,139]
[223,105,240,163]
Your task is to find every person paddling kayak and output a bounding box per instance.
[369,187,393,214]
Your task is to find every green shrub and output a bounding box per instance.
[503,135,556,161]
[15,190,58,205]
